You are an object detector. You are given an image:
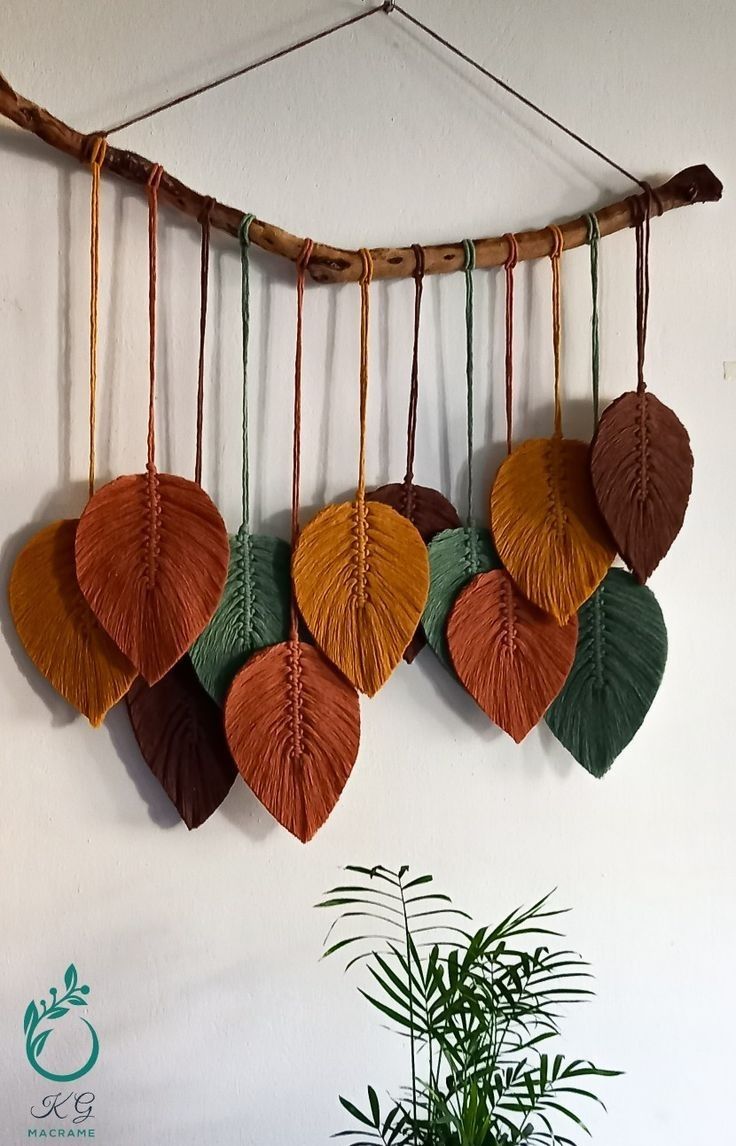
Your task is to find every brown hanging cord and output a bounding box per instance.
[549,223,564,438]
[403,243,425,489]
[87,135,107,499]
[631,182,664,394]
[290,236,314,641]
[357,248,374,503]
[146,163,164,472]
[503,231,518,455]
[195,196,214,486]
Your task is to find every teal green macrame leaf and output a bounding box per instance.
[190,528,291,704]
[545,567,667,778]
[422,526,500,669]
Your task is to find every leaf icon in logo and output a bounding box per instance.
[24,1002,38,1034]
[64,965,78,992]
[32,1030,51,1058]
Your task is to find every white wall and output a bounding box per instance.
[1,1,735,1142]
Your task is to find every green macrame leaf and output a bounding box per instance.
[422,526,500,669]
[190,528,291,704]
[545,567,667,777]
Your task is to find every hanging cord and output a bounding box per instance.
[194,196,214,486]
[585,212,601,424]
[146,163,164,471]
[239,213,256,530]
[630,184,662,394]
[87,135,107,500]
[291,237,314,641]
[549,224,564,438]
[462,238,475,524]
[503,231,518,455]
[357,248,374,502]
[101,5,642,192]
[403,243,425,487]
[102,7,387,136]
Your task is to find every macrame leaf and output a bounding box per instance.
[590,390,693,582]
[224,640,360,842]
[127,656,237,829]
[75,470,229,685]
[292,499,429,696]
[447,569,578,742]
[189,528,291,703]
[422,526,500,669]
[8,519,135,725]
[367,481,460,662]
[490,437,615,623]
[545,567,667,777]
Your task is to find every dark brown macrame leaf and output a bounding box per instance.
[224,640,360,843]
[367,481,460,662]
[447,568,578,742]
[591,390,693,582]
[126,657,238,829]
[75,469,229,684]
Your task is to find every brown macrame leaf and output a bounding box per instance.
[490,437,615,623]
[367,481,460,662]
[590,390,693,582]
[447,568,578,742]
[292,499,429,695]
[75,469,229,685]
[224,640,360,843]
[8,518,135,725]
[127,656,237,829]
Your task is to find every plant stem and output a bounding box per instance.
[398,870,418,1143]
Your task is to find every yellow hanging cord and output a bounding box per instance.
[357,247,373,502]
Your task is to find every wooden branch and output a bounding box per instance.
[0,68,722,284]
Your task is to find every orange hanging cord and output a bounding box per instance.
[549,224,564,438]
[357,247,374,503]
[291,236,314,640]
[88,136,107,499]
[146,163,164,473]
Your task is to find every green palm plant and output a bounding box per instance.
[317,865,619,1146]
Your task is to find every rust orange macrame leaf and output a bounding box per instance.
[490,437,615,623]
[367,481,460,662]
[591,390,693,583]
[8,518,135,725]
[447,568,578,742]
[75,469,229,685]
[127,657,238,829]
[224,640,360,843]
[292,498,429,695]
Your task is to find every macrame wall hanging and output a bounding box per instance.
[0,0,723,837]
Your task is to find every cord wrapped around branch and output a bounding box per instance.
[0,69,723,284]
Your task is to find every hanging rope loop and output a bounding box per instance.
[404,244,425,487]
[462,239,476,524]
[145,164,164,473]
[503,232,518,456]
[585,213,601,425]
[357,248,374,502]
[548,223,564,438]
[290,236,314,638]
[194,196,215,487]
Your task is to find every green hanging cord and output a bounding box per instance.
[463,237,476,525]
[239,213,256,532]
[586,212,601,426]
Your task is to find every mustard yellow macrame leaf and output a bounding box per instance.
[490,438,615,623]
[293,499,429,696]
[8,518,135,725]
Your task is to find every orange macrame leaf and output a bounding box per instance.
[490,438,615,623]
[292,499,429,695]
[447,568,578,742]
[8,518,135,725]
[367,481,460,662]
[224,640,360,843]
[127,657,237,830]
[75,469,229,685]
[591,390,693,583]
